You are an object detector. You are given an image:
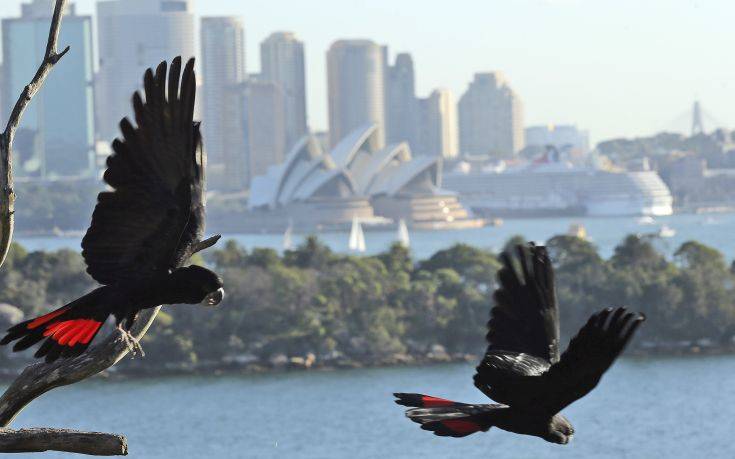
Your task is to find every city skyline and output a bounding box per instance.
[2,0,95,179]
[0,0,730,144]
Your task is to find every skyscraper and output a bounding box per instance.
[458,72,524,157]
[96,0,196,141]
[260,32,307,150]
[327,40,385,148]
[2,0,95,179]
[385,52,418,149]
[241,79,286,182]
[201,16,246,191]
[417,89,459,159]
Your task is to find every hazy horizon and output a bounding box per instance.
[0,0,732,144]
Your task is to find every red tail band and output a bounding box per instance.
[442,419,482,435]
[27,307,70,330]
[422,396,455,407]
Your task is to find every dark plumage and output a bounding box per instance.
[1,57,224,362]
[394,243,645,444]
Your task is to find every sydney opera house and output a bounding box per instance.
[245,125,484,232]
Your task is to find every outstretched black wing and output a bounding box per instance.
[473,244,560,405]
[476,305,643,413]
[531,307,645,414]
[82,57,205,285]
[486,244,560,361]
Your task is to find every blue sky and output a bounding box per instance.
[1,0,733,143]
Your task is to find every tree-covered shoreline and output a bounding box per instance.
[2,234,735,376]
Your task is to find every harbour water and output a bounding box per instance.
[7,355,735,458]
[5,213,735,457]
[14,212,735,260]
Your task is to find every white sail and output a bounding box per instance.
[658,225,676,238]
[396,219,410,247]
[283,221,294,250]
[349,216,366,252]
[356,222,366,252]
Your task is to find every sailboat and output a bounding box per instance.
[396,219,410,247]
[657,225,676,238]
[348,216,366,253]
[283,220,294,250]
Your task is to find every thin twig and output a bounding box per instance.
[0,0,70,268]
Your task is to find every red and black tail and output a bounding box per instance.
[0,302,109,363]
[394,393,503,438]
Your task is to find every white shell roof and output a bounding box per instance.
[354,143,413,194]
[367,156,440,196]
[330,124,377,168]
[248,124,440,210]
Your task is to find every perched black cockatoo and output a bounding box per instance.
[1,57,224,363]
[394,243,644,444]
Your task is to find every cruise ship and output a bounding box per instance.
[442,153,673,218]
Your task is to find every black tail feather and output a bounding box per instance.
[394,393,504,438]
[12,333,45,352]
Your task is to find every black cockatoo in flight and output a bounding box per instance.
[1,57,224,363]
[394,243,645,444]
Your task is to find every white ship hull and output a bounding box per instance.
[443,167,673,217]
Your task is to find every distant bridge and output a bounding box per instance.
[661,101,724,136]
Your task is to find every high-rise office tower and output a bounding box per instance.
[327,40,385,148]
[260,32,307,150]
[241,79,286,182]
[2,0,95,179]
[417,89,459,159]
[458,72,524,157]
[201,16,246,191]
[385,52,419,150]
[96,0,196,141]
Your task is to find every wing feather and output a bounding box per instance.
[484,244,560,362]
[473,243,560,405]
[533,307,645,414]
[82,57,204,285]
[473,243,644,412]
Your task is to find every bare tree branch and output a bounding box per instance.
[0,428,127,456]
[0,307,160,455]
[0,0,71,268]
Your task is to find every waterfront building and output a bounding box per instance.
[248,124,483,232]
